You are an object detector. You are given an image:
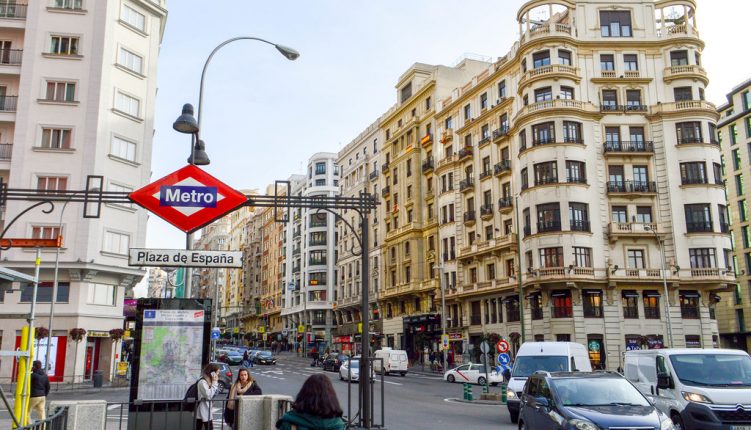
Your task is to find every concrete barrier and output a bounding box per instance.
[49,400,106,430]
[237,394,294,429]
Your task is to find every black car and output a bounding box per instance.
[211,362,233,394]
[322,353,350,372]
[253,351,277,365]
[518,371,675,430]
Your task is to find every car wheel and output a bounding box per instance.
[447,374,455,383]
[518,419,525,430]
[478,377,487,386]
[671,412,685,430]
[400,372,406,377]
[218,381,228,394]
[509,410,519,424]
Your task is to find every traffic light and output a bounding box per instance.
[296,335,303,342]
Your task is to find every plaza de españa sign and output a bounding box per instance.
[129,165,248,233]
[128,248,243,268]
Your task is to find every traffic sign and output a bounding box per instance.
[282,328,288,336]
[441,334,450,351]
[298,325,305,333]
[497,353,511,366]
[129,164,248,233]
[480,341,490,354]
[497,339,510,354]
[211,328,220,340]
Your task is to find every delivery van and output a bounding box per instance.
[372,348,408,376]
[506,342,591,423]
[624,348,751,430]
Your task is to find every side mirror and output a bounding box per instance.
[657,372,672,390]
[536,397,550,409]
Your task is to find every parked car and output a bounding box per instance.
[518,371,675,430]
[507,341,592,424]
[253,350,277,365]
[218,349,243,365]
[444,363,502,386]
[339,357,374,382]
[211,362,233,394]
[624,348,751,430]
[372,348,408,376]
[322,353,350,372]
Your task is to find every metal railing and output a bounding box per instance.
[603,141,654,153]
[537,221,562,233]
[106,399,237,430]
[0,143,11,160]
[17,406,68,430]
[0,3,27,18]
[0,95,18,112]
[606,180,657,193]
[0,49,23,65]
[422,156,434,172]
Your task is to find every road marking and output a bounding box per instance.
[107,404,123,410]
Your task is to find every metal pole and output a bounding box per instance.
[213,268,220,360]
[515,196,525,343]
[360,207,371,428]
[657,237,674,348]
[184,234,193,297]
[21,249,42,425]
[46,196,74,375]
[439,260,447,371]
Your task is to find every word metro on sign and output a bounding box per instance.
[160,185,218,208]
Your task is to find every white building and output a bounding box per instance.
[0,0,166,383]
[146,268,169,298]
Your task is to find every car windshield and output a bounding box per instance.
[348,360,360,369]
[258,351,272,357]
[669,354,751,387]
[512,356,568,377]
[551,377,650,407]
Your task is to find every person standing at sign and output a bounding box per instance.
[196,363,220,430]
[29,360,50,422]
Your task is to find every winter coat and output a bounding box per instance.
[276,410,346,430]
[30,368,50,398]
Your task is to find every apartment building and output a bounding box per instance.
[194,215,230,330]
[240,207,264,340]
[280,175,306,346]
[426,0,728,368]
[224,203,253,335]
[281,154,339,346]
[718,79,751,352]
[334,120,381,355]
[0,1,166,382]
[258,184,285,344]
[146,268,168,298]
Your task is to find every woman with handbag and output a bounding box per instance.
[224,368,262,428]
[276,374,345,430]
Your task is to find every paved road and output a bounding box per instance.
[0,353,518,429]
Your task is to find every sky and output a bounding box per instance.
[135,0,751,295]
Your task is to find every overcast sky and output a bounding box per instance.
[135,0,751,295]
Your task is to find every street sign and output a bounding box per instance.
[258,326,265,334]
[129,164,248,233]
[480,341,490,354]
[441,334,450,351]
[497,339,510,354]
[0,237,63,248]
[128,248,243,268]
[298,325,305,333]
[262,333,268,341]
[211,328,220,340]
[497,353,511,366]
[282,328,288,336]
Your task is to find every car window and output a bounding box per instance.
[456,365,470,371]
[539,379,552,400]
[525,377,539,396]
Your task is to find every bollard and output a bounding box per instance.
[482,383,489,394]
[501,383,507,403]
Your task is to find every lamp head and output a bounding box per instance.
[275,44,300,61]
[188,139,210,166]
[173,103,199,134]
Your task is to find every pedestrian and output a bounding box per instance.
[29,360,50,422]
[224,368,262,428]
[242,350,250,367]
[447,349,455,368]
[276,374,345,430]
[196,363,220,430]
[502,367,512,383]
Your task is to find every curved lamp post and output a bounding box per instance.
[172,36,299,300]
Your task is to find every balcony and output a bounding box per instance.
[720,222,730,233]
[0,96,18,112]
[608,222,663,241]
[498,197,513,213]
[663,65,708,84]
[0,143,11,161]
[681,177,709,186]
[440,130,453,143]
[677,136,713,145]
[603,141,655,154]
[537,221,562,233]
[600,104,649,113]
[309,239,327,246]
[480,204,493,219]
[458,146,473,160]
[657,23,699,38]
[369,170,378,180]
[0,3,27,19]
[381,162,390,173]
[478,136,491,147]
[420,133,433,146]
[479,169,492,181]
[421,156,434,173]
[0,49,23,66]
[308,258,327,266]
[520,22,572,45]
[570,220,590,232]
[381,186,390,197]
[606,181,657,194]
[535,176,559,187]
[459,177,474,193]
[686,221,713,233]
[437,154,458,169]
[566,176,587,185]
[492,127,509,141]
[523,226,531,237]
[515,99,598,120]
[518,64,580,89]
[651,100,716,117]
[494,160,511,177]
[463,210,476,225]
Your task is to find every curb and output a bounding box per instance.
[446,397,506,406]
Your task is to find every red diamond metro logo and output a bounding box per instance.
[129,165,248,233]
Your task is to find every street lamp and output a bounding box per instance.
[646,225,674,348]
[172,36,299,299]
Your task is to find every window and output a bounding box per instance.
[552,290,573,318]
[713,163,723,185]
[530,293,543,320]
[611,206,627,223]
[314,162,326,175]
[626,90,642,109]
[623,54,638,70]
[558,49,571,65]
[622,291,639,318]
[534,161,558,185]
[562,121,582,143]
[88,284,116,306]
[685,204,712,232]
[730,124,738,145]
[680,291,700,319]
[487,263,495,280]
[670,50,689,66]
[118,47,143,74]
[521,167,528,190]
[53,0,82,9]
[103,231,130,255]
[560,86,574,100]
[480,92,488,110]
[635,206,653,223]
[498,80,506,98]
[445,116,453,130]
[583,290,603,318]
[50,36,79,55]
[744,90,751,111]
[400,83,412,103]
[45,81,75,102]
[674,87,693,102]
[733,148,743,170]
[569,202,589,231]
[463,104,471,120]
[532,50,551,69]
[32,226,60,240]
[121,4,146,31]
[573,247,592,267]
[314,179,325,186]
[689,248,716,268]
[676,121,703,144]
[532,122,555,144]
[539,246,563,267]
[111,136,136,162]
[600,54,615,71]
[534,87,552,102]
[602,90,618,110]
[37,176,67,191]
[115,91,140,117]
[21,282,70,303]
[643,291,661,319]
[633,165,649,185]
[627,249,645,268]
[566,161,586,184]
[41,127,71,149]
[680,162,707,184]
[109,183,134,209]
[600,10,632,37]
[741,200,749,222]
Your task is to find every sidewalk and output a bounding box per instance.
[1,378,128,394]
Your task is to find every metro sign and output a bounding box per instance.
[129,165,247,233]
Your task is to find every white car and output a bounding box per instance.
[339,357,374,382]
[444,363,502,386]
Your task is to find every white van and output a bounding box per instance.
[624,348,751,429]
[506,342,591,423]
[372,348,408,376]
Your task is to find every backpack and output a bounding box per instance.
[183,379,203,412]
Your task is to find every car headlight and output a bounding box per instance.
[681,391,713,404]
[660,417,676,430]
[506,389,516,399]
[567,419,600,430]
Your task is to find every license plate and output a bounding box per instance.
[730,426,751,430]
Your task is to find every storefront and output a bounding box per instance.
[402,314,441,362]
[333,335,354,354]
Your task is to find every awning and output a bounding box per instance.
[621,290,639,298]
[551,291,570,297]
[0,266,36,283]
[583,290,602,295]
[680,291,700,298]
[644,290,661,297]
